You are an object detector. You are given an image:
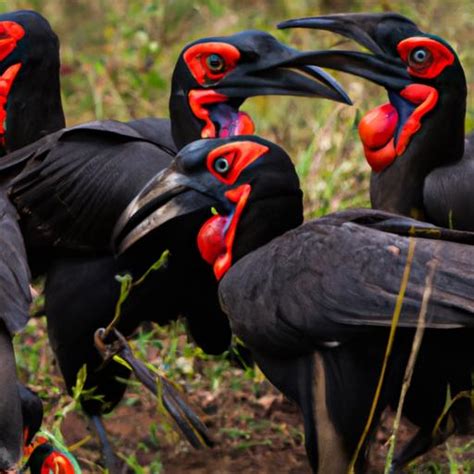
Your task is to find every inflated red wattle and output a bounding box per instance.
[197,184,251,280]
[359,84,439,172]
[359,103,398,149]
[219,111,255,137]
[363,138,397,173]
[358,103,398,172]
[197,214,229,265]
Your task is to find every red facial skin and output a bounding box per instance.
[23,435,76,473]
[398,37,455,79]
[184,42,240,86]
[40,452,76,474]
[206,141,269,184]
[0,63,22,144]
[358,37,451,172]
[188,89,229,138]
[359,85,438,171]
[197,142,269,280]
[197,184,251,280]
[0,21,24,146]
[183,42,255,139]
[0,21,25,61]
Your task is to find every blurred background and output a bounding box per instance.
[3,0,473,217]
[3,1,473,472]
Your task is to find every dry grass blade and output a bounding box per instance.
[348,237,417,473]
[384,259,439,473]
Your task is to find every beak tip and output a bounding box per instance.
[342,93,353,106]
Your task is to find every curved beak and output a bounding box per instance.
[215,41,352,105]
[113,167,220,254]
[277,14,414,90]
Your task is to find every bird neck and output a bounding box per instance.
[370,86,466,219]
[169,63,204,150]
[3,63,65,155]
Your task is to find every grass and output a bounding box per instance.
[3,0,474,472]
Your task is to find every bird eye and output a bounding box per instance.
[408,47,433,68]
[206,54,226,73]
[213,157,230,174]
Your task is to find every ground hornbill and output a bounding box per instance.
[10,135,304,471]
[278,11,474,436]
[0,10,71,472]
[116,137,474,472]
[19,384,77,473]
[278,12,473,228]
[0,13,349,469]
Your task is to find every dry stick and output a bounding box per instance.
[348,237,417,473]
[384,259,438,473]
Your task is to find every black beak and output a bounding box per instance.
[113,168,219,253]
[216,41,352,105]
[277,13,414,90]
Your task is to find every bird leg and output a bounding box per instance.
[94,327,214,449]
[89,415,123,474]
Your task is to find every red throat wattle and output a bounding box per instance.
[0,21,24,61]
[43,452,76,474]
[0,63,22,144]
[358,84,439,172]
[197,184,251,280]
[0,21,24,147]
[188,89,255,139]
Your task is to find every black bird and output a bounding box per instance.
[19,384,77,473]
[2,25,349,469]
[278,12,473,229]
[0,10,64,471]
[116,134,474,472]
[0,10,64,155]
[10,134,303,470]
[0,189,36,471]
[219,210,474,472]
[277,11,474,438]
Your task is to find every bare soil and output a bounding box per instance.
[58,376,473,473]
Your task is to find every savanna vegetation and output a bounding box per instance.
[3,0,473,472]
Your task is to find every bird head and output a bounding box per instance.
[169,29,351,148]
[278,13,466,173]
[23,437,77,474]
[0,10,64,153]
[114,136,302,280]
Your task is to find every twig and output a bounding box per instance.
[384,259,438,473]
[348,237,417,472]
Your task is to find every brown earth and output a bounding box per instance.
[58,376,473,474]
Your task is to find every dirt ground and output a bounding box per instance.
[57,374,474,474]
[18,317,474,473]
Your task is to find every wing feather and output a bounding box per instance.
[8,121,175,252]
[220,209,474,355]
